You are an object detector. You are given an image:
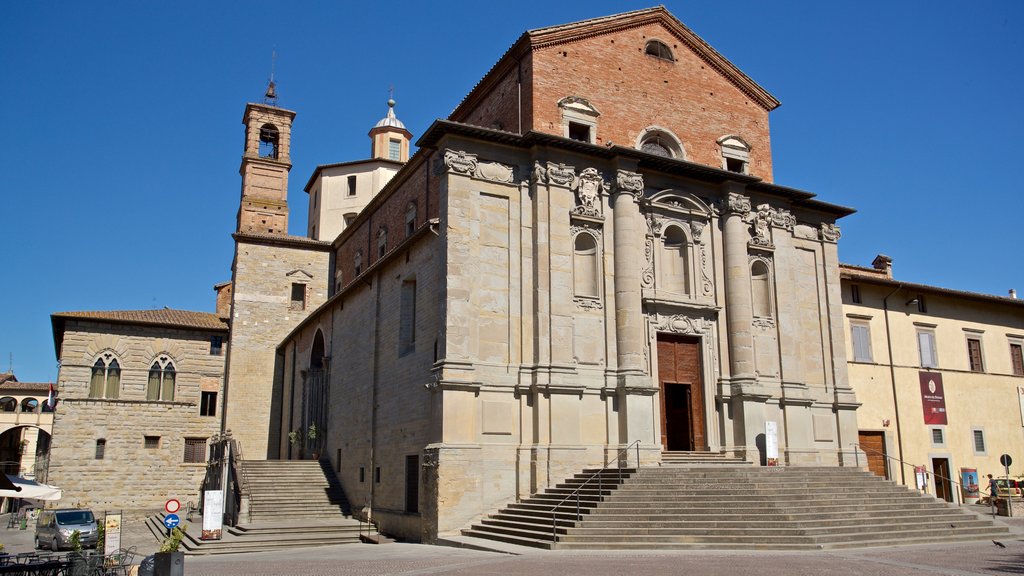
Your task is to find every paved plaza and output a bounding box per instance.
[1,509,1021,575]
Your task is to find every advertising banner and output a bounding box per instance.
[919,372,948,425]
[915,466,928,491]
[103,513,121,556]
[202,490,224,540]
[961,468,980,503]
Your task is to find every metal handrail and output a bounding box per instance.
[550,440,641,541]
[852,443,966,506]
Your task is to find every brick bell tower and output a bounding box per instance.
[237,80,295,235]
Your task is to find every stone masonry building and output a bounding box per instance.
[273,7,860,542]
[47,309,228,510]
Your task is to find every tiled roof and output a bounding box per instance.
[0,381,51,392]
[51,308,229,331]
[0,373,14,385]
[839,265,1024,308]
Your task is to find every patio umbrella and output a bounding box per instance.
[0,475,61,500]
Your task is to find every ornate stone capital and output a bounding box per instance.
[820,223,841,243]
[690,220,707,244]
[723,192,751,215]
[645,213,663,237]
[536,161,576,187]
[614,170,644,200]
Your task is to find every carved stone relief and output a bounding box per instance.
[771,208,795,230]
[652,313,712,336]
[749,203,773,248]
[572,167,606,218]
[442,149,516,183]
[641,236,655,289]
[573,296,603,311]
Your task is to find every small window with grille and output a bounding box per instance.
[144,436,160,449]
[184,438,207,464]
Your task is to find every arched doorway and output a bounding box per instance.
[302,330,329,459]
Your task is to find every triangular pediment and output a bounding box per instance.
[527,7,779,111]
[286,269,314,280]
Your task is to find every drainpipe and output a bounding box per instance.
[882,284,905,484]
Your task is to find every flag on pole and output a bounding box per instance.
[47,384,57,410]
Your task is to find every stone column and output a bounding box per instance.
[722,190,756,380]
[611,169,646,381]
[721,186,766,461]
[612,170,658,453]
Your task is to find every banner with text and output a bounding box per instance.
[919,371,947,425]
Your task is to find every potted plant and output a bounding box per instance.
[155,524,187,576]
[307,423,321,460]
[288,428,304,459]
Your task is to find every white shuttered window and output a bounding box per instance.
[918,330,938,368]
[851,323,872,362]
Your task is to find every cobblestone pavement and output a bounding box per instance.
[178,539,1024,576]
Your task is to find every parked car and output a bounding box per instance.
[35,509,99,551]
[993,478,1023,499]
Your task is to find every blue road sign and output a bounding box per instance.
[163,513,180,530]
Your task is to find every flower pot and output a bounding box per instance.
[154,551,184,576]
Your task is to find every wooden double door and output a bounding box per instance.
[657,334,706,451]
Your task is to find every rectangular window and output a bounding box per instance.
[916,294,927,313]
[184,438,207,464]
[400,280,417,354]
[210,335,223,356]
[388,139,401,161]
[930,428,944,447]
[850,284,861,304]
[200,391,217,417]
[359,467,365,483]
[1010,343,1023,376]
[290,283,306,311]
[375,466,381,484]
[725,157,746,173]
[144,436,160,449]
[405,455,419,514]
[851,322,873,363]
[568,121,591,142]
[917,329,938,368]
[967,337,984,372]
[347,175,357,197]
[972,428,986,454]
[95,439,106,460]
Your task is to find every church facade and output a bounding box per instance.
[270,7,860,541]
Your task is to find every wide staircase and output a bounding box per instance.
[147,459,372,555]
[462,455,1010,550]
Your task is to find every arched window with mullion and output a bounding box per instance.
[89,359,106,398]
[104,359,120,399]
[147,360,176,401]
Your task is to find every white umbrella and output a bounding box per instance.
[0,475,62,501]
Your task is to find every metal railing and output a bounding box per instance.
[550,440,641,541]
[852,443,967,506]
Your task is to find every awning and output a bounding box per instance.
[0,476,62,501]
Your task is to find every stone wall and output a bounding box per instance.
[224,237,329,459]
[49,320,225,511]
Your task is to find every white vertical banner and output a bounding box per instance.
[103,513,121,555]
[202,490,224,540]
[765,421,779,466]
[1018,387,1024,427]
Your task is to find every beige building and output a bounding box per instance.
[47,309,228,510]
[0,373,54,482]
[842,256,1024,499]
[273,7,862,542]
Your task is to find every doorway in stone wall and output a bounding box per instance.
[657,334,706,451]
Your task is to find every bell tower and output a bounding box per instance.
[237,82,295,235]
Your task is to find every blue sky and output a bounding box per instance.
[2,1,1022,382]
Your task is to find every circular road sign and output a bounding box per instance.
[1000,454,1013,467]
[165,499,181,514]
[163,513,180,530]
